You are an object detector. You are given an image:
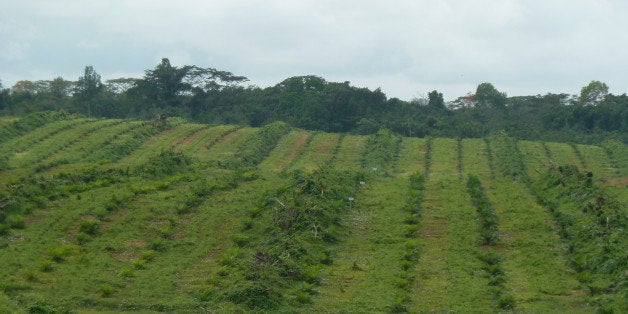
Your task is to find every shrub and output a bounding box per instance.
[7,215,25,229]
[231,233,249,248]
[498,294,515,309]
[141,250,157,262]
[47,245,76,263]
[132,259,146,270]
[149,238,167,252]
[23,269,38,282]
[79,219,101,235]
[226,282,282,310]
[39,260,54,272]
[100,284,115,297]
[75,232,90,245]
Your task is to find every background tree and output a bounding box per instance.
[427,90,446,111]
[475,82,507,108]
[0,80,10,111]
[579,80,608,106]
[49,77,73,100]
[75,66,103,116]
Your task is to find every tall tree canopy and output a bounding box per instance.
[475,82,507,108]
[75,66,103,116]
[579,80,608,106]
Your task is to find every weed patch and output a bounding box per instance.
[207,166,364,310]
[529,165,627,311]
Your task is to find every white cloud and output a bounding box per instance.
[1,0,628,99]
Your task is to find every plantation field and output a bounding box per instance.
[0,114,626,313]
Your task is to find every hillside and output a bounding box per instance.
[0,113,626,313]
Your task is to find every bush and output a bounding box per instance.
[100,284,115,297]
[79,219,101,235]
[39,260,54,272]
[7,215,25,229]
[149,238,167,252]
[75,232,90,245]
[47,245,76,263]
[132,259,146,270]
[498,294,515,309]
[141,250,157,262]
[226,282,282,310]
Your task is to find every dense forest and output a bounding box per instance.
[1,58,626,144]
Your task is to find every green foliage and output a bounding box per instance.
[475,82,507,108]
[0,114,622,312]
[362,128,401,174]
[467,175,499,245]
[530,165,627,310]
[210,166,364,310]
[84,122,168,163]
[47,244,77,263]
[600,139,628,176]
[26,301,72,314]
[100,284,115,297]
[0,111,72,146]
[390,173,425,310]
[579,80,609,106]
[490,132,526,181]
[0,167,126,233]
[79,219,101,235]
[137,150,193,178]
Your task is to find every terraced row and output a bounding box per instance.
[0,116,624,312]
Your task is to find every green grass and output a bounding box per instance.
[112,123,203,167]
[0,118,87,157]
[7,119,118,169]
[333,135,367,171]
[487,180,591,312]
[0,115,625,312]
[410,138,494,312]
[203,127,259,164]
[461,138,492,181]
[258,129,312,174]
[518,140,550,179]
[396,137,426,177]
[40,121,143,166]
[309,175,409,312]
[289,132,339,172]
[545,142,585,170]
[576,143,616,182]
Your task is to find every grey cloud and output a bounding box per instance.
[1,0,627,100]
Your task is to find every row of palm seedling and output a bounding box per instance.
[466,174,515,310]
[599,138,627,176]
[482,137,496,179]
[489,132,527,182]
[0,118,88,171]
[361,128,402,175]
[13,119,122,171]
[219,121,290,170]
[80,119,174,165]
[529,165,627,312]
[0,111,72,146]
[390,172,425,312]
[0,167,128,241]
[37,121,146,170]
[203,166,366,310]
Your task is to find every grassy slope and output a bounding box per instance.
[309,136,410,312]
[0,116,625,312]
[411,138,494,312]
[463,138,595,312]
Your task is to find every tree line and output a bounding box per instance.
[1,58,626,144]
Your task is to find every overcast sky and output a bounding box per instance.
[1,0,627,101]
